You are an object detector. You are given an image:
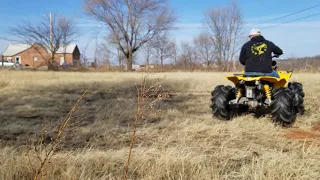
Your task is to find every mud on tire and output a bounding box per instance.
[210,85,235,120]
[288,82,305,115]
[271,87,296,126]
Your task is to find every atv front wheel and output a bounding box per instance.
[210,85,235,120]
[271,88,296,126]
[289,82,305,115]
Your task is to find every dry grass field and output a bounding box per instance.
[0,70,319,180]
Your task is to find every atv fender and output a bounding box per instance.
[226,71,292,88]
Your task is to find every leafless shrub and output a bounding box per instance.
[123,73,168,179]
[31,84,94,180]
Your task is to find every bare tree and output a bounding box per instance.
[100,34,126,69]
[178,42,197,69]
[97,39,114,67]
[193,33,216,67]
[172,41,178,65]
[151,33,175,68]
[9,15,77,70]
[141,41,154,68]
[80,41,91,67]
[205,0,243,70]
[84,0,176,71]
[116,48,126,70]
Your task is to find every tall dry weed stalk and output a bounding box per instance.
[32,84,95,180]
[123,73,168,180]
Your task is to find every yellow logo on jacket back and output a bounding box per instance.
[251,42,267,55]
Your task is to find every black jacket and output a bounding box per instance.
[239,36,283,73]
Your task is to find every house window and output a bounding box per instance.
[15,56,21,64]
[34,57,38,62]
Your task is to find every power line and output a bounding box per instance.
[262,12,320,29]
[232,12,320,54]
[247,3,320,27]
[231,5,320,57]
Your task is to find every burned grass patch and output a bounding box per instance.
[0,78,197,150]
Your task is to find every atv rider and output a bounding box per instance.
[239,28,283,78]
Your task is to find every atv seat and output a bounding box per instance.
[233,74,265,77]
[243,75,265,77]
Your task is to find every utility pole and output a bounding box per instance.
[94,34,98,69]
[49,13,53,50]
[44,12,53,50]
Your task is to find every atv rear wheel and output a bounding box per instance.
[271,88,296,126]
[288,82,305,115]
[210,85,235,120]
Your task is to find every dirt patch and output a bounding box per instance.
[312,124,320,131]
[286,129,320,140]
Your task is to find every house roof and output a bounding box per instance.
[2,43,79,56]
[53,44,78,54]
[2,44,32,56]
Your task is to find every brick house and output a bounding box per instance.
[1,43,81,67]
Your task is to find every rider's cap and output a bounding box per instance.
[249,28,261,36]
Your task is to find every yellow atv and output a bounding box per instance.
[210,57,305,125]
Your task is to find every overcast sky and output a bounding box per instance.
[0,0,320,63]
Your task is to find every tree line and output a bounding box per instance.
[9,0,244,71]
